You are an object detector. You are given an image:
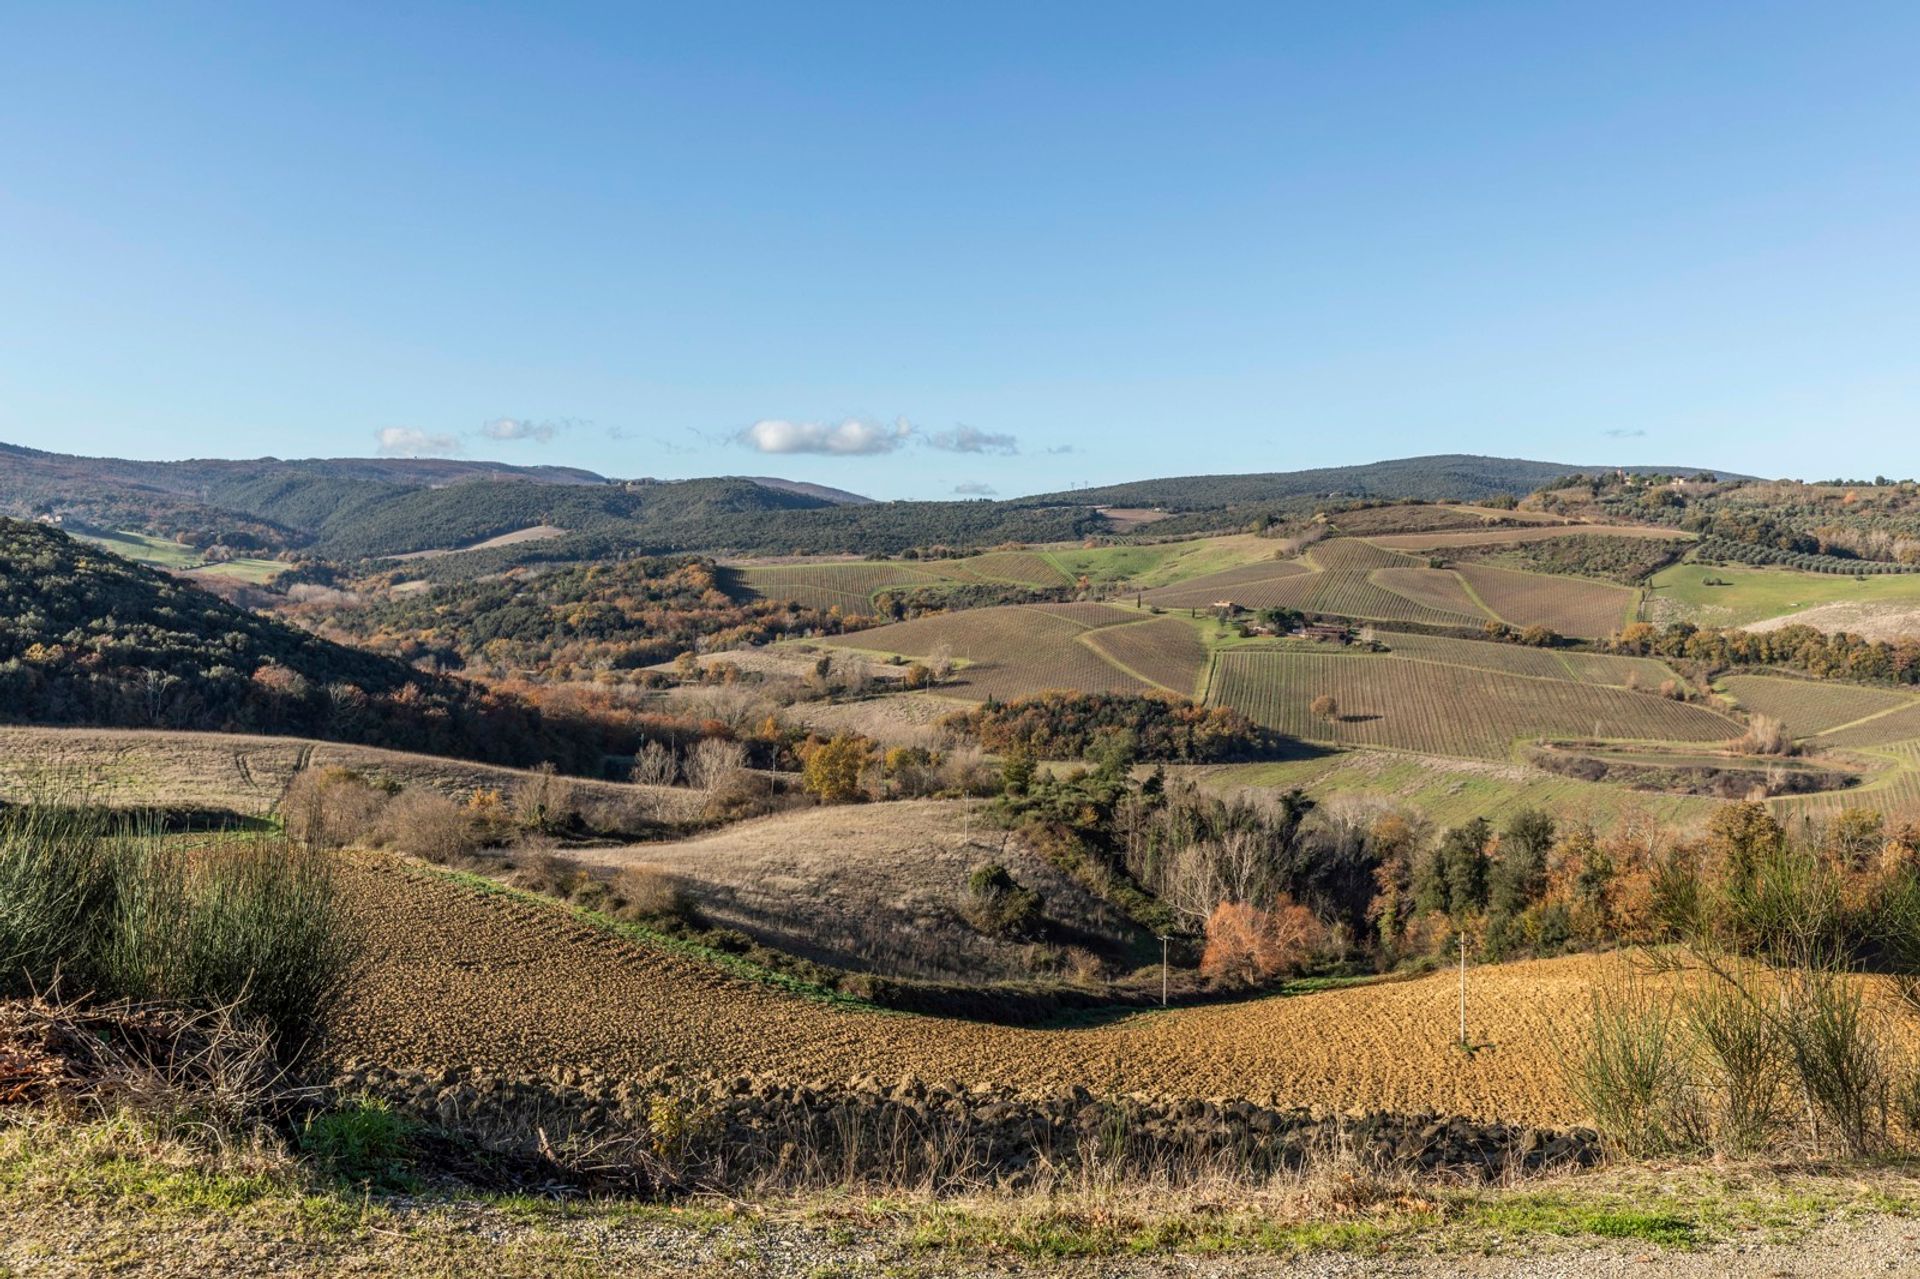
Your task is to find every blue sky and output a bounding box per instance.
[2,2,1916,498]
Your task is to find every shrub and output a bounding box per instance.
[1736,714,1792,757]
[512,762,579,834]
[281,767,390,849]
[799,733,875,803]
[1310,694,1339,723]
[961,863,1044,938]
[375,788,482,864]
[608,866,702,926]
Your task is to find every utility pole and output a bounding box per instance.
[1157,935,1170,1007]
[1458,934,1468,1049]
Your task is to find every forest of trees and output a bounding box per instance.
[0,520,671,774]
[1608,621,1920,685]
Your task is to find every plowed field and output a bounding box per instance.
[329,856,1738,1123]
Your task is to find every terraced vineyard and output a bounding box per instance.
[1369,566,1493,618]
[1377,632,1676,687]
[1209,649,1740,758]
[1145,539,1488,627]
[826,605,1150,701]
[1811,700,1920,750]
[935,550,1074,587]
[1139,558,1312,608]
[1773,739,1920,826]
[1081,616,1210,696]
[1719,674,1918,739]
[1453,562,1639,638]
[734,561,944,612]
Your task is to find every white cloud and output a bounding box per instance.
[738,417,913,456]
[953,481,997,496]
[375,427,462,458]
[481,417,564,443]
[1046,444,1076,455]
[928,424,1019,455]
[1603,428,1648,439]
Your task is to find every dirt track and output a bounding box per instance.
[331,857,1632,1123]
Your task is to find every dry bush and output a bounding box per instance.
[375,788,482,865]
[512,762,579,833]
[1736,714,1792,756]
[630,741,679,787]
[1199,897,1324,984]
[935,743,996,796]
[506,845,583,898]
[608,866,700,925]
[685,738,748,795]
[280,768,389,849]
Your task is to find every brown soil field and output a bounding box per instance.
[552,800,1141,980]
[329,854,1663,1122]
[0,725,691,825]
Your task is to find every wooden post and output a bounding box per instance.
[1159,935,1169,1007]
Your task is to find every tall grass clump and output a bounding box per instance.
[0,805,354,1054]
[1571,806,1920,1159]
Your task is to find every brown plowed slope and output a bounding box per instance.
[332,857,1670,1123]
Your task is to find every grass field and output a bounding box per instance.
[330,853,1736,1122]
[1453,562,1639,638]
[1208,648,1740,758]
[1144,539,1493,627]
[1717,674,1918,739]
[74,527,287,582]
[1647,563,1920,630]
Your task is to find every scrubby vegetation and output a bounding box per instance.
[946,691,1272,763]
[1447,532,1691,584]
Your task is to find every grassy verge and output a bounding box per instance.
[7,1110,1920,1275]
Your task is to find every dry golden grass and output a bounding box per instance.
[0,725,689,826]
[553,799,1138,980]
